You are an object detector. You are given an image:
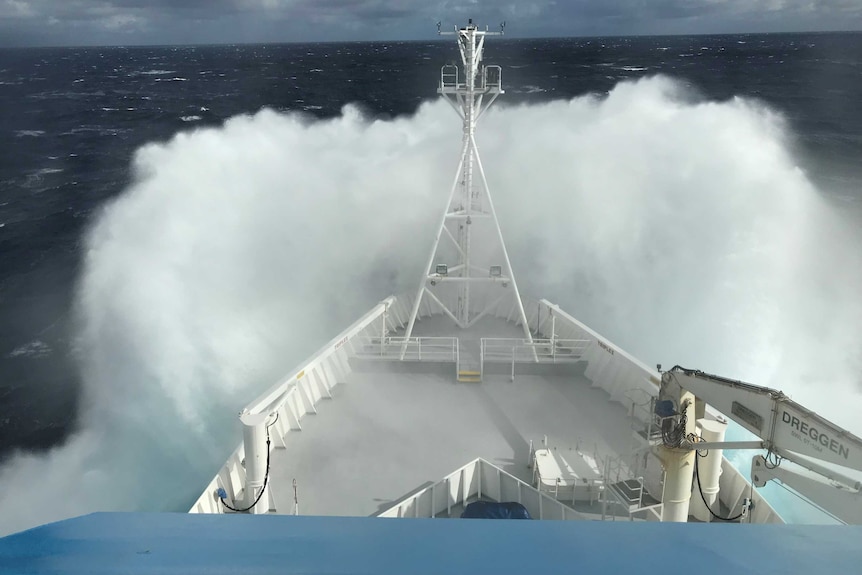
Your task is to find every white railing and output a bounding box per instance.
[377,458,585,521]
[481,337,590,363]
[480,337,590,381]
[440,64,458,90]
[353,336,458,363]
[484,65,502,89]
[439,65,503,93]
[243,298,398,418]
[524,297,784,524]
[190,296,407,514]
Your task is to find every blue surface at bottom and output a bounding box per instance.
[2,512,861,574]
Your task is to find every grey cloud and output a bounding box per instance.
[0,0,859,46]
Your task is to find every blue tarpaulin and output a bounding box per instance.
[460,501,532,519]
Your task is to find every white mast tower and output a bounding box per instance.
[403,20,532,343]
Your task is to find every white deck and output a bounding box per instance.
[191,297,783,524]
[267,358,634,517]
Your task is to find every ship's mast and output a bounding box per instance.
[404,20,531,341]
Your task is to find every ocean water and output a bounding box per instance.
[0,33,861,532]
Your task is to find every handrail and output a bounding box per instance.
[440,64,458,87]
[354,336,458,362]
[481,337,590,364]
[377,458,585,521]
[243,297,394,417]
[484,65,502,88]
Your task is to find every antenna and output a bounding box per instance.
[403,22,531,344]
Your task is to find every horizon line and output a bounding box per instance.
[1,28,861,51]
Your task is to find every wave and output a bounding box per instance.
[0,75,859,534]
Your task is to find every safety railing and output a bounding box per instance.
[440,64,459,91]
[484,65,502,89]
[377,458,585,521]
[439,64,503,93]
[480,337,590,379]
[481,337,590,363]
[353,336,458,362]
[191,296,403,514]
[521,297,785,524]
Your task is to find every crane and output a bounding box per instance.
[655,366,862,524]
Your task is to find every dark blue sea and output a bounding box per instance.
[0,33,861,529]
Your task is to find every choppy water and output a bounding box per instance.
[0,33,860,530]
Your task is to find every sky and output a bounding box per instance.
[0,0,860,47]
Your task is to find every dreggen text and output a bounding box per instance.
[782,411,849,460]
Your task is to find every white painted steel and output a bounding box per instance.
[376,458,584,520]
[239,412,269,514]
[189,297,399,514]
[751,456,862,524]
[688,441,764,450]
[665,368,862,473]
[192,298,784,525]
[244,297,395,417]
[660,390,696,522]
[353,336,458,362]
[690,418,728,522]
[770,446,862,491]
[192,293,783,524]
[525,298,782,523]
[481,338,590,366]
[532,448,603,504]
[404,22,531,344]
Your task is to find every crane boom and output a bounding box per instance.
[750,455,862,524]
[662,367,862,473]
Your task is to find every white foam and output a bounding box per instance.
[8,340,52,359]
[0,76,859,534]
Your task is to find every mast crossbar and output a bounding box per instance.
[403,21,531,345]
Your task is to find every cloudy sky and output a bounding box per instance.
[0,0,860,47]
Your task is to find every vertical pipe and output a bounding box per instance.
[690,418,728,522]
[382,305,387,339]
[659,390,695,522]
[239,412,270,514]
[550,312,556,347]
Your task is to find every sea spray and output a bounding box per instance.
[0,76,859,534]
